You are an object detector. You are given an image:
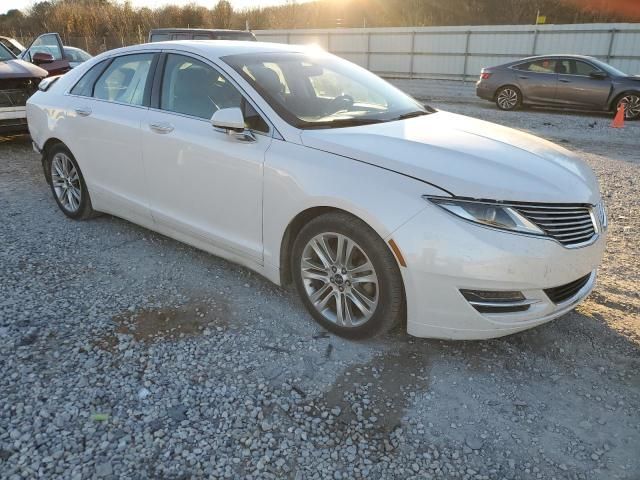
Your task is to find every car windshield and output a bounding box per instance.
[223,51,431,129]
[0,42,16,61]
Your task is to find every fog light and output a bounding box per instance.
[460,289,533,314]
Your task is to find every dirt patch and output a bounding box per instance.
[322,339,433,433]
[95,298,229,351]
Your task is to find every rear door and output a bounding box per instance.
[65,52,158,223]
[554,59,613,109]
[21,33,70,75]
[512,58,559,104]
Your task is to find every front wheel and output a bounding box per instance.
[615,93,640,120]
[495,86,522,111]
[291,212,404,339]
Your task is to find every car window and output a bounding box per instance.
[28,33,63,61]
[0,42,14,61]
[193,34,211,40]
[151,34,169,42]
[93,53,153,105]
[70,59,111,96]
[574,60,600,76]
[171,34,190,40]
[525,59,556,74]
[159,53,269,133]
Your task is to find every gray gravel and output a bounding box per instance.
[1,91,639,480]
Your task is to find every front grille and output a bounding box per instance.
[0,79,38,108]
[514,204,596,247]
[544,274,591,304]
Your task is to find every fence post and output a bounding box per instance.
[531,29,538,55]
[286,32,291,44]
[327,32,331,51]
[462,30,471,83]
[607,29,617,63]
[409,31,416,79]
[366,31,371,70]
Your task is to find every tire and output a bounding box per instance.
[614,93,640,120]
[495,86,522,111]
[291,211,404,339]
[45,144,95,220]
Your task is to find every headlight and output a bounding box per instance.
[424,196,544,235]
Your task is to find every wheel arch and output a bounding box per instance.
[278,205,403,287]
[40,137,66,182]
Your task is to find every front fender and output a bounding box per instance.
[262,140,449,281]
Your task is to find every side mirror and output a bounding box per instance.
[211,107,245,131]
[211,107,256,142]
[32,51,54,65]
[589,71,608,80]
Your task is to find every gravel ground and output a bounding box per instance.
[1,86,639,480]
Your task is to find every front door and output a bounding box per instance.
[554,59,613,109]
[22,33,70,75]
[142,53,272,262]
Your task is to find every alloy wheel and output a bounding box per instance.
[618,95,640,120]
[51,152,82,213]
[300,232,379,328]
[497,88,519,110]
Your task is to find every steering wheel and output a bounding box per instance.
[326,94,355,114]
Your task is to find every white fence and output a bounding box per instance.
[254,23,640,80]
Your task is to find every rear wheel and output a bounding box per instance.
[495,86,522,111]
[291,212,404,339]
[46,144,95,219]
[615,93,640,120]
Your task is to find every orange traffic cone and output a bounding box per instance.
[612,103,625,128]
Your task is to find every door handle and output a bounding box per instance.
[74,107,91,117]
[149,122,174,134]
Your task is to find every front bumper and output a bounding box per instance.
[391,205,606,340]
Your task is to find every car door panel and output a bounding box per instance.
[63,52,156,223]
[142,53,272,262]
[142,111,270,262]
[513,59,558,104]
[554,60,612,109]
[21,33,70,76]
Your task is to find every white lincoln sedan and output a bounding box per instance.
[27,41,607,340]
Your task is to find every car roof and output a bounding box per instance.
[106,40,309,59]
[513,54,599,63]
[150,28,253,34]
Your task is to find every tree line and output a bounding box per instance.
[0,0,635,54]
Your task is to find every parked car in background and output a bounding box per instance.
[148,28,256,42]
[27,41,606,340]
[0,36,25,56]
[64,46,92,68]
[0,41,47,133]
[476,54,640,120]
[19,33,71,76]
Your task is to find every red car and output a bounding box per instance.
[0,33,70,134]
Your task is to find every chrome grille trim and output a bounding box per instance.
[513,204,597,247]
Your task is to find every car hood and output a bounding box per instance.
[0,59,47,79]
[301,111,600,204]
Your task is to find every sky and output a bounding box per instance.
[1,0,289,15]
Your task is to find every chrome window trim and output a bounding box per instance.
[64,50,162,97]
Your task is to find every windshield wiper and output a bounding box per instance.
[303,118,386,129]
[391,110,431,121]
